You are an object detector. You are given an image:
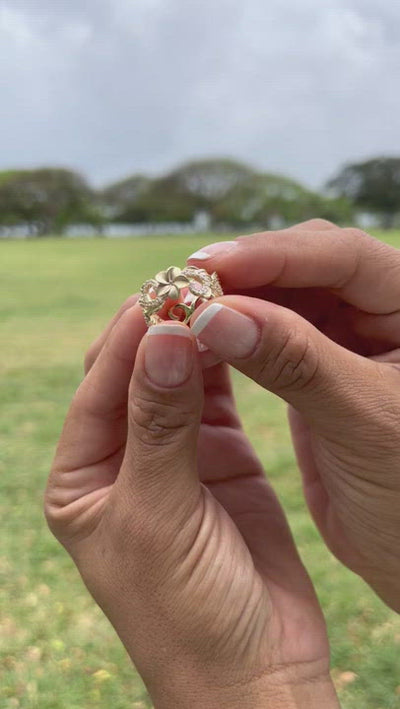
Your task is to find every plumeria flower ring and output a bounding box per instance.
[154,266,190,300]
[139,265,223,326]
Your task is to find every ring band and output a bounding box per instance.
[139,265,223,327]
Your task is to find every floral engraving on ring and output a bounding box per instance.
[139,265,223,326]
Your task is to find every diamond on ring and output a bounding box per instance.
[139,265,223,327]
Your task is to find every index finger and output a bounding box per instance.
[84,293,139,373]
[53,304,146,476]
[188,223,400,314]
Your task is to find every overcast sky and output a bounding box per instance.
[0,0,399,189]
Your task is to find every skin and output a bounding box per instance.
[44,301,339,707]
[188,218,400,613]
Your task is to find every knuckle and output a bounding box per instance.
[341,226,370,242]
[43,489,55,529]
[44,474,105,548]
[43,483,69,537]
[343,227,400,269]
[304,218,335,229]
[340,227,387,254]
[257,327,319,393]
[129,392,193,446]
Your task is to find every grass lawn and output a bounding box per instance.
[1,230,400,708]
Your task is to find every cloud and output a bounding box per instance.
[0,0,399,189]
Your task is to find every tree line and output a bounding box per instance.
[0,156,399,236]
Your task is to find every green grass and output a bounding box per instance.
[1,231,400,708]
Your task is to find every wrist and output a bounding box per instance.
[150,662,340,709]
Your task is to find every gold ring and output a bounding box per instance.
[139,265,223,327]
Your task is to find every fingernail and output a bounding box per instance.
[145,325,194,387]
[187,240,238,261]
[191,304,259,359]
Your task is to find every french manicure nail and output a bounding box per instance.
[191,304,259,359]
[145,324,193,387]
[188,240,238,261]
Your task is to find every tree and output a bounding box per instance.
[148,157,258,224]
[101,159,258,224]
[167,158,256,205]
[0,168,97,235]
[0,170,18,185]
[327,157,400,229]
[100,175,151,222]
[133,174,199,223]
[138,157,258,225]
[214,173,354,228]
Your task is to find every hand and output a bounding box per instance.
[188,219,400,613]
[45,298,339,709]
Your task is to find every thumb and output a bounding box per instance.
[191,296,378,432]
[117,322,203,519]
